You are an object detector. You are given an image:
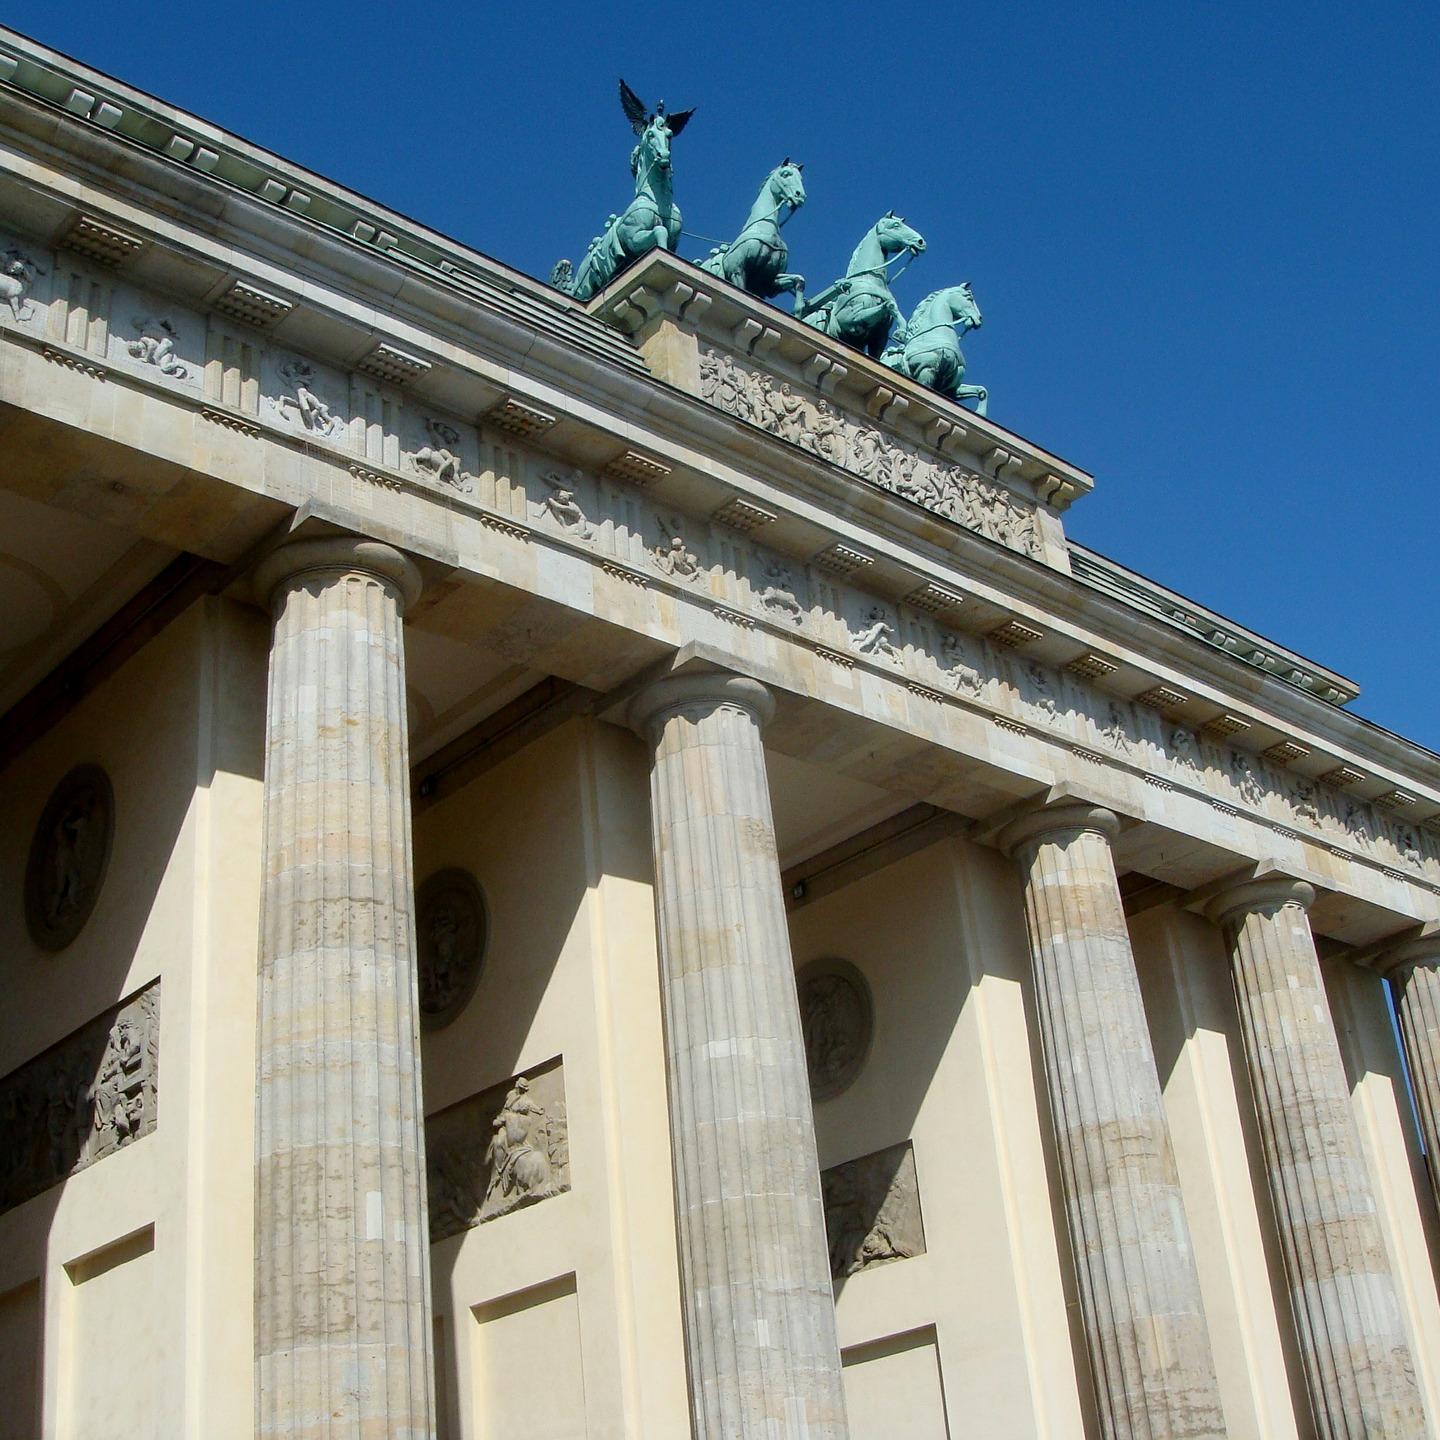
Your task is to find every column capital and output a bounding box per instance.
[1357,925,1440,979]
[625,667,774,742]
[1205,874,1315,928]
[995,797,1120,858]
[252,533,423,615]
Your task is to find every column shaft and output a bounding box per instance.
[253,537,434,1440]
[1002,802,1226,1440]
[1395,962,1440,1217]
[1213,879,1424,1437]
[631,673,848,1440]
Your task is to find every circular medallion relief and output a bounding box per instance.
[798,958,874,1102]
[25,763,115,951]
[416,868,488,1030]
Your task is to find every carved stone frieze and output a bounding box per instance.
[416,869,487,1030]
[0,980,160,1214]
[126,315,189,378]
[426,1059,569,1242]
[821,1141,926,1279]
[698,346,1042,559]
[25,764,114,951]
[799,958,874,1102]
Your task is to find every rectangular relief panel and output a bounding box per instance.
[0,979,160,1215]
[426,1056,568,1243]
[823,1139,926,1279]
[62,1226,158,1439]
[842,1326,950,1439]
[471,1274,586,1437]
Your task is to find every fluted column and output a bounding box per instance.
[252,535,435,1440]
[1209,877,1424,1437]
[1371,934,1440,1222]
[628,671,848,1440]
[998,801,1225,1440]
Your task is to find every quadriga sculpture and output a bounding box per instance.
[795,213,926,358]
[699,159,807,303]
[882,284,988,415]
[551,80,694,302]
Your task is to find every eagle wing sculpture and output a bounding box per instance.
[618,78,694,137]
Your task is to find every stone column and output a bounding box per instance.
[252,535,435,1440]
[1208,877,1424,1437]
[628,671,848,1440]
[1371,935,1440,1221]
[998,800,1226,1440]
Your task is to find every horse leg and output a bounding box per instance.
[956,384,988,417]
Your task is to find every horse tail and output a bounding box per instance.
[549,259,574,292]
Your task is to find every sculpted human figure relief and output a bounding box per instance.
[0,247,42,322]
[483,1077,563,1214]
[412,418,472,492]
[276,358,340,435]
[652,521,702,582]
[699,158,807,303]
[940,631,985,696]
[551,79,693,301]
[852,605,899,660]
[799,959,875,1101]
[796,212,926,357]
[535,470,594,539]
[1023,660,1059,722]
[882,283,989,414]
[758,560,804,624]
[822,1142,926,1279]
[126,315,189,378]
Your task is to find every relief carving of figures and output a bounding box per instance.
[0,247,43,322]
[1,981,160,1216]
[1289,779,1321,827]
[1022,661,1059,724]
[822,1142,926,1279]
[1230,752,1266,807]
[535,470,593,540]
[25,764,114,952]
[425,1060,570,1243]
[852,605,899,660]
[1343,799,1373,847]
[483,1076,564,1216]
[412,419,472,492]
[940,632,985,697]
[652,517,702,582]
[696,346,1042,559]
[758,561,805,624]
[126,316,189,378]
[799,959,874,1102]
[1168,726,1198,769]
[277,358,340,435]
[416,869,487,1030]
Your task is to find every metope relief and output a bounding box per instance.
[416,868,488,1030]
[125,315,190,377]
[822,1141,926,1279]
[698,346,1042,560]
[0,980,160,1215]
[426,1058,570,1243]
[534,469,594,540]
[799,958,874,1102]
[271,355,343,437]
[0,245,44,323]
[25,764,114,952]
[410,418,473,492]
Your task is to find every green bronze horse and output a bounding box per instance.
[699,159,807,302]
[795,213,926,357]
[552,80,693,301]
[882,284,988,414]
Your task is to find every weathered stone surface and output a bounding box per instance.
[821,1141,925,1279]
[426,1058,569,1241]
[1211,879,1426,1437]
[629,670,848,1439]
[1000,800,1226,1440]
[252,534,435,1440]
[0,979,159,1213]
[1385,945,1440,1219]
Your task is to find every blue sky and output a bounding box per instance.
[15,2,1439,747]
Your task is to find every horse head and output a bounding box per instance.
[769,158,807,213]
[876,211,926,260]
[947,282,982,332]
[631,114,673,178]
